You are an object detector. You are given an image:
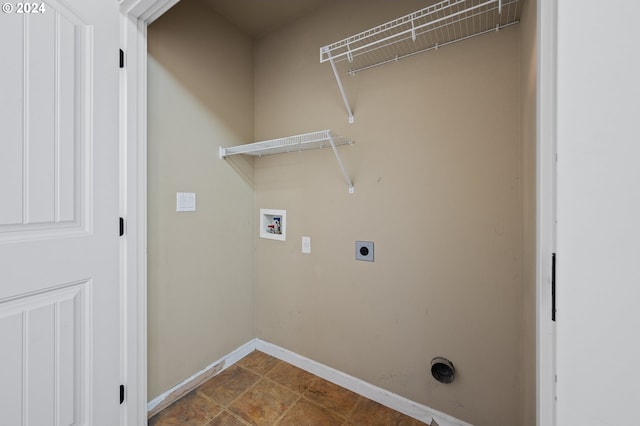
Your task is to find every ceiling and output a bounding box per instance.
[201,0,332,38]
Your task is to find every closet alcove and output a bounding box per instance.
[146,0,536,424]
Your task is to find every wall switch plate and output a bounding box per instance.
[176,192,196,212]
[302,236,311,254]
[355,241,374,262]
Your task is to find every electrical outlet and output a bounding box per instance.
[302,236,311,254]
[355,241,374,262]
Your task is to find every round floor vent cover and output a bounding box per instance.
[431,357,455,384]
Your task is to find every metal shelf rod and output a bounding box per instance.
[327,56,354,124]
[327,133,354,193]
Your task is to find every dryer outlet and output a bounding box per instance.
[355,241,374,262]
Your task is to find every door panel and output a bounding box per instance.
[0,282,88,425]
[0,0,120,424]
[0,9,24,226]
[0,2,89,237]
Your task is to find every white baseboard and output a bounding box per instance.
[147,338,472,426]
[147,339,257,416]
[256,339,473,426]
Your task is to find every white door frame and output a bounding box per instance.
[536,0,557,425]
[119,0,559,423]
[119,0,181,424]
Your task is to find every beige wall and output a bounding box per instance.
[253,1,524,425]
[147,1,255,400]
[520,0,537,425]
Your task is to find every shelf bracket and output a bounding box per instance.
[323,47,354,124]
[327,133,354,193]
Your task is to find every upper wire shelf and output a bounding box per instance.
[219,130,355,193]
[320,0,521,122]
[321,0,521,74]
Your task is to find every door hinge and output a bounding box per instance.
[119,49,125,69]
[120,384,125,404]
[551,252,556,322]
[119,217,125,237]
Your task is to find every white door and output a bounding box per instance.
[555,1,640,425]
[0,0,121,424]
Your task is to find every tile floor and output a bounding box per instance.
[149,350,429,426]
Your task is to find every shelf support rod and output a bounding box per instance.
[411,19,416,41]
[327,133,354,194]
[326,52,354,124]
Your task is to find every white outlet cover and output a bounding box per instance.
[302,236,311,254]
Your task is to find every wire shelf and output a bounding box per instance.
[320,0,521,75]
[219,130,355,193]
[219,130,353,158]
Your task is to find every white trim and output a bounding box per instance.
[120,0,180,24]
[120,0,179,424]
[147,339,257,415]
[536,0,557,425]
[256,340,472,426]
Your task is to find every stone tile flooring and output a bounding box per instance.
[148,350,428,425]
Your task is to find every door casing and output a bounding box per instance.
[119,1,182,424]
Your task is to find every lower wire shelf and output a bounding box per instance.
[219,130,355,193]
